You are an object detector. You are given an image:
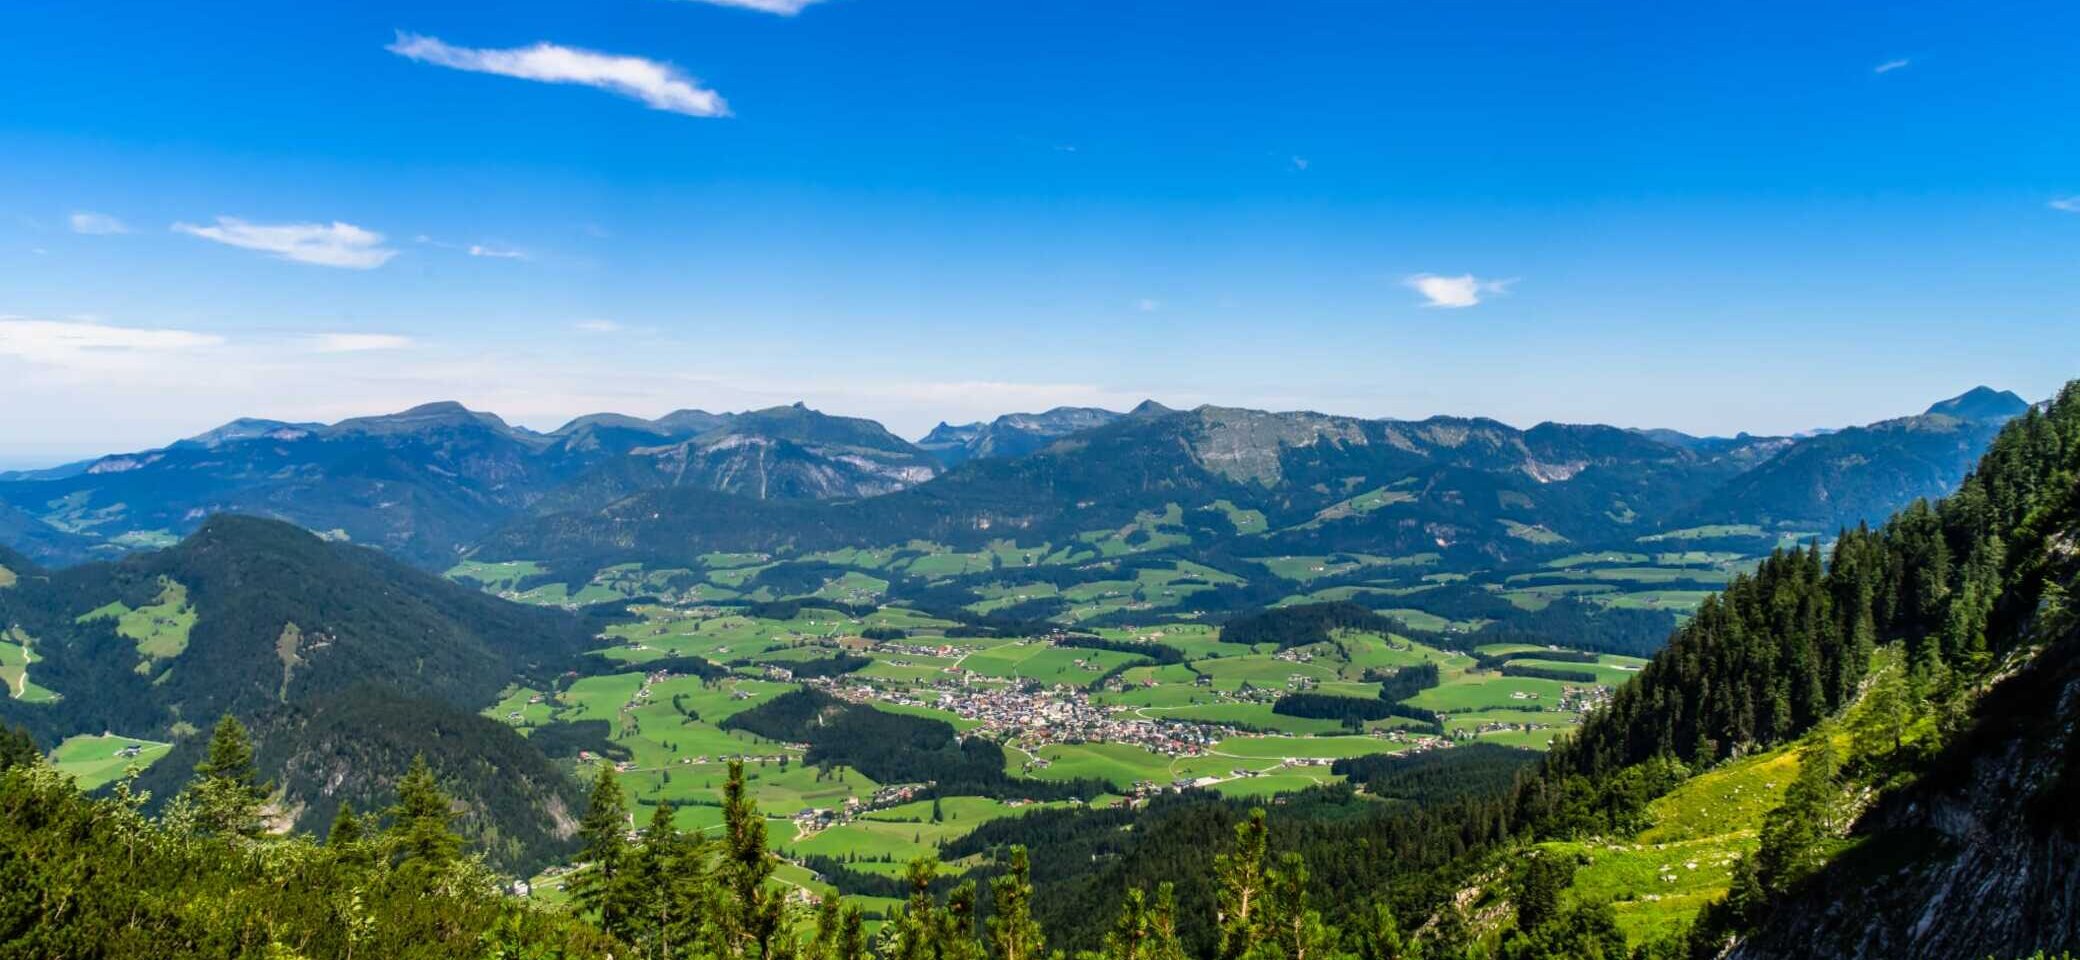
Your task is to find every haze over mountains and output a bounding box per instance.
[0,388,2031,571]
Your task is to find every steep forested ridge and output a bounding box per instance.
[1510,382,2080,957]
[1713,385,2080,958]
[0,515,593,737]
[0,516,601,871]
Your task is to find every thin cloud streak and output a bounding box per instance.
[674,0,825,13]
[0,317,223,373]
[69,211,130,235]
[387,32,729,118]
[173,216,398,269]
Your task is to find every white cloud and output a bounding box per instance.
[1874,59,1910,74]
[1135,298,1161,313]
[310,333,414,353]
[674,0,825,14]
[387,32,730,118]
[468,244,527,260]
[173,216,398,269]
[575,319,624,333]
[0,317,223,371]
[1404,273,1513,309]
[69,211,130,235]
[2051,196,2080,213]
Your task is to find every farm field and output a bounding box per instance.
[960,641,1147,686]
[0,626,58,702]
[50,734,173,791]
[77,577,195,661]
[1405,673,1575,712]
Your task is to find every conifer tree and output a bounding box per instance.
[1351,902,1407,960]
[1215,810,1270,960]
[630,800,707,960]
[718,759,786,959]
[1104,888,1156,960]
[326,800,363,847]
[1146,884,1188,960]
[390,754,463,872]
[988,846,1045,960]
[839,903,869,960]
[1756,739,1841,894]
[571,764,634,935]
[939,881,984,960]
[888,857,940,960]
[810,892,846,960]
[189,714,270,838]
[1264,853,1335,960]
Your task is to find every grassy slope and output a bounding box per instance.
[1534,648,1906,946]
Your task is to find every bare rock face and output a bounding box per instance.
[1733,622,2080,960]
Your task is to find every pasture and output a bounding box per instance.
[51,734,173,791]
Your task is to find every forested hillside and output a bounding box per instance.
[0,516,603,870]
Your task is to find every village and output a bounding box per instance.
[810,672,1229,757]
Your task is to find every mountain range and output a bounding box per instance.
[0,388,2032,573]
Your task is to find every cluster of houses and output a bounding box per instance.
[787,782,938,831]
[815,673,1225,758]
[1557,683,1612,713]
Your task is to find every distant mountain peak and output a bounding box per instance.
[916,407,1122,466]
[549,412,661,436]
[1925,386,2030,421]
[398,400,473,417]
[330,401,513,436]
[183,417,322,448]
[1127,399,1175,418]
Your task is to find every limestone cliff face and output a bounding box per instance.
[1734,621,2080,959]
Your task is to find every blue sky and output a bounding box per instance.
[2,0,2076,466]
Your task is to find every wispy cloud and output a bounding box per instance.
[575,319,624,333]
[1874,58,1911,74]
[673,0,825,14]
[1404,273,1513,309]
[1135,299,1162,313]
[173,216,398,269]
[1290,156,1310,171]
[69,211,130,235]
[0,317,223,371]
[387,32,730,118]
[311,333,414,353]
[2051,196,2080,213]
[416,235,529,260]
